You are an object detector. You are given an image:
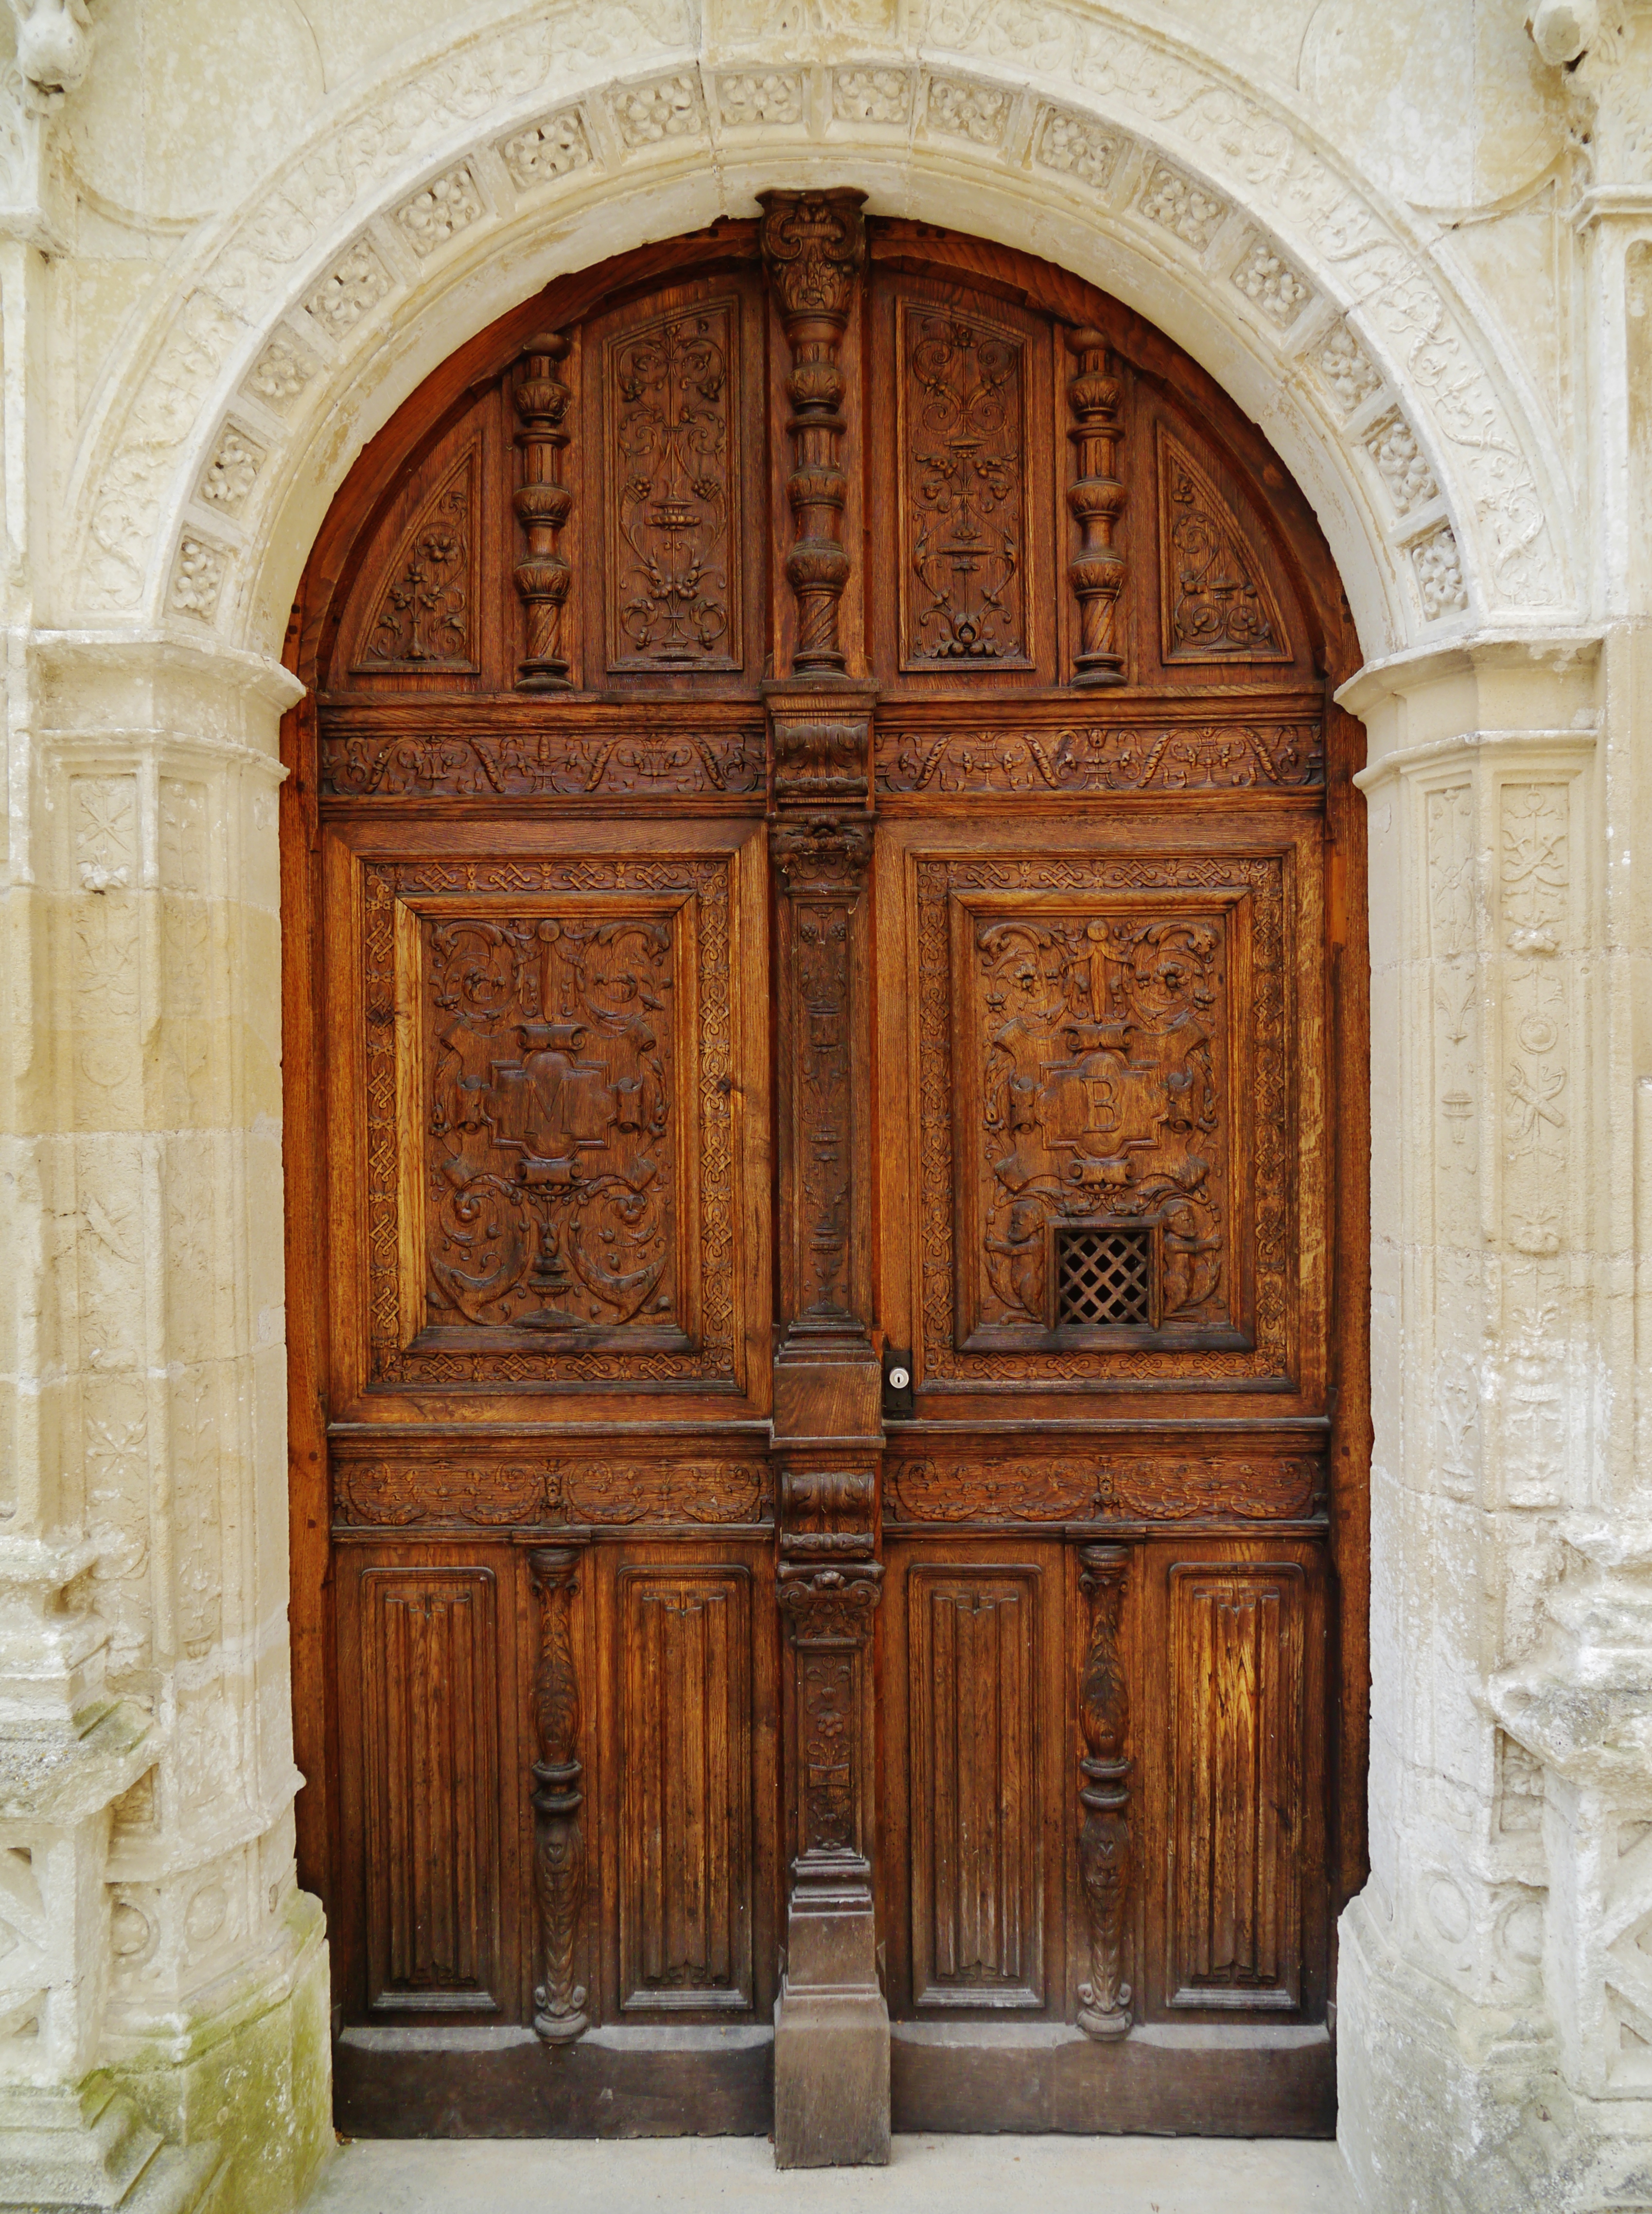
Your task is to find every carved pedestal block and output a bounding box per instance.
[773,1556,889,2168]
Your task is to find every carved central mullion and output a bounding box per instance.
[759,189,865,676]
[771,823,873,1336]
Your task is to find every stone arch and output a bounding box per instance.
[60,1,1578,667]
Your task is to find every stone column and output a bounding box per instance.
[1336,630,1652,2213]
[0,635,330,2214]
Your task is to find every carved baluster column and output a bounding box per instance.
[759,189,865,673]
[1065,328,1127,686]
[527,1545,588,2043]
[1076,1544,1133,2039]
[512,331,574,690]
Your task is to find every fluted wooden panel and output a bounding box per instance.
[1167,1563,1304,2009]
[908,1565,1043,2007]
[618,1565,753,2011]
[361,1566,500,2009]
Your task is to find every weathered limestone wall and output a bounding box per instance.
[0,2,1645,2209]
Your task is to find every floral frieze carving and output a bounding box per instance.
[875,720,1323,794]
[888,1456,1323,1523]
[334,1458,772,1527]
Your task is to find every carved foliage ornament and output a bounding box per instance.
[917,855,1288,1384]
[321,726,762,800]
[973,910,1228,1335]
[1158,427,1290,664]
[356,449,476,671]
[889,1456,1322,1523]
[334,1459,772,1528]
[362,858,734,1387]
[423,910,677,1335]
[900,303,1027,665]
[608,303,739,669]
[876,721,1323,795]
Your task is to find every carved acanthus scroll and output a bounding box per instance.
[1065,329,1126,685]
[1077,1544,1132,2040]
[901,305,1026,665]
[1157,425,1290,664]
[759,190,866,674]
[513,333,574,690]
[608,302,738,669]
[528,1546,587,2043]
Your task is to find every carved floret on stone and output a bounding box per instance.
[196,425,265,518]
[1037,108,1120,191]
[305,241,394,341]
[394,165,484,257]
[499,110,591,191]
[244,330,316,413]
[1314,322,1383,416]
[926,76,1010,146]
[1230,241,1313,329]
[717,71,805,127]
[1138,162,1229,250]
[170,536,228,623]
[611,72,703,147]
[833,67,912,126]
[1412,525,1469,619]
[1364,409,1439,517]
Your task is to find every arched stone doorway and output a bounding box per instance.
[280,201,1369,2154]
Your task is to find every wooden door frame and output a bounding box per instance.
[278,214,1371,2026]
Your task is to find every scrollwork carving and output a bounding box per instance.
[900,304,1026,665]
[1158,426,1290,663]
[875,720,1323,795]
[321,724,762,799]
[887,1456,1323,1523]
[363,858,735,1387]
[607,303,739,668]
[916,854,1288,1383]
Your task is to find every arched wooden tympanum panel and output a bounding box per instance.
[282,204,1369,2143]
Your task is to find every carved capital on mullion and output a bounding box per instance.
[760,189,866,675]
[1076,1543,1133,2040]
[771,813,873,897]
[527,1544,588,2043]
[1065,327,1127,687]
[512,331,574,691]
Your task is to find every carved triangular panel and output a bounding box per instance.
[1156,424,1291,665]
[351,443,480,673]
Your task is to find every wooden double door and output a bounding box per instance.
[283,198,1368,2140]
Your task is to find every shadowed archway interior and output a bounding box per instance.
[280,204,1370,2148]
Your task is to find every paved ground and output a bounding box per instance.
[303,2134,1357,2212]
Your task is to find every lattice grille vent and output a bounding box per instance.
[1056,1226,1153,1327]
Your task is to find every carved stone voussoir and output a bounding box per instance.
[771,814,873,895]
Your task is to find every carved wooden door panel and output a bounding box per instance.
[284,209,1367,2143]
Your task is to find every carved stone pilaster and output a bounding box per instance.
[511,332,574,690]
[759,190,866,675]
[1065,327,1127,686]
[527,1544,588,2044]
[1076,1543,1133,2039]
